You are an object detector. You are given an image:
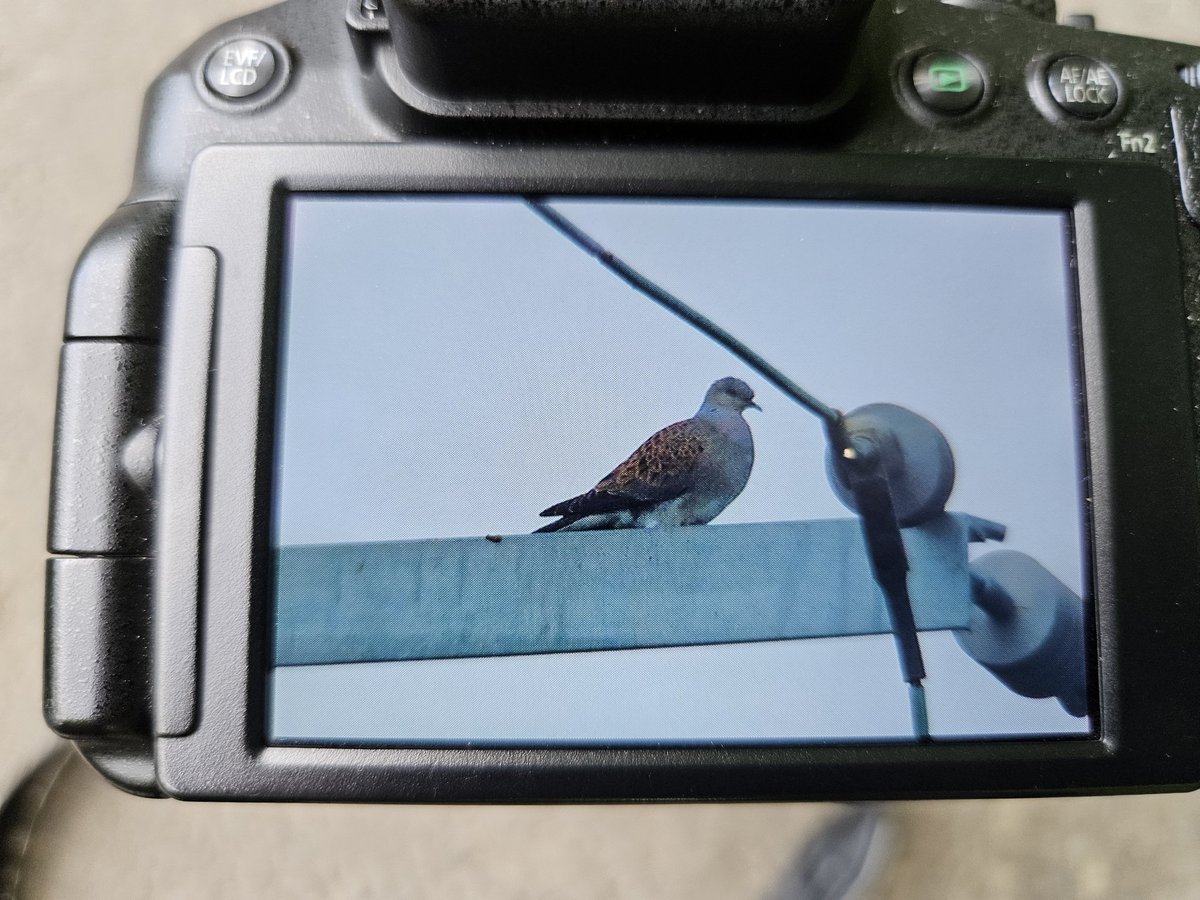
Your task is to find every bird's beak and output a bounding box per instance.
[748,401,762,412]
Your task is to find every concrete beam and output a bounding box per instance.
[274,513,1004,666]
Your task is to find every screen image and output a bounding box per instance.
[268,194,1091,746]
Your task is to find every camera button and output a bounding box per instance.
[911,52,986,115]
[1046,56,1120,119]
[204,39,279,100]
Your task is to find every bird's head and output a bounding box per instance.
[704,377,761,413]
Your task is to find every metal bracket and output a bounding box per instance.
[347,0,388,32]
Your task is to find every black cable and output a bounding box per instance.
[525,198,844,427]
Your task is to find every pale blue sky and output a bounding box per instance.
[271,195,1089,743]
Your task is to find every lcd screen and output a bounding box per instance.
[268,194,1090,746]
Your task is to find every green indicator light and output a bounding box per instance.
[928,61,971,93]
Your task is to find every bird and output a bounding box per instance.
[534,377,759,533]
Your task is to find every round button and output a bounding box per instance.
[1046,56,1120,119]
[204,39,279,100]
[911,52,986,115]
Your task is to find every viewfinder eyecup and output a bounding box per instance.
[379,0,878,122]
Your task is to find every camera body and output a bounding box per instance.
[45,0,1200,800]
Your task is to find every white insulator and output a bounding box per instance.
[956,550,1087,717]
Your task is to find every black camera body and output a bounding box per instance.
[45,0,1200,800]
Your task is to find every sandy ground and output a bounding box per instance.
[2,1,1200,897]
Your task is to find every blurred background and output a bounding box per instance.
[2,1,1199,897]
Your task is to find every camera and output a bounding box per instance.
[44,0,1200,801]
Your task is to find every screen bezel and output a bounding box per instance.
[155,144,1200,800]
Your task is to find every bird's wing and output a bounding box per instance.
[540,420,708,518]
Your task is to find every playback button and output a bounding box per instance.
[911,52,986,115]
[1046,56,1120,119]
